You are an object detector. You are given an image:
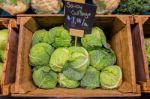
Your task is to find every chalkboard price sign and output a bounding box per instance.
[64,1,96,35]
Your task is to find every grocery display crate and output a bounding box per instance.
[132,16,150,93]
[12,15,140,97]
[0,18,18,95]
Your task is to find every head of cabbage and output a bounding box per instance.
[29,43,54,66]
[100,65,122,89]
[0,29,8,50]
[32,26,71,48]
[89,48,116,71]
[80,66,100,89]
[49,48,70,72]
[81,27,108,50]
[58,73,79,88]
[32,66,58,89]
[63,46,89,81]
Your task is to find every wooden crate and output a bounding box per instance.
[0,18,18,95]
[13,15,140,97]
[132,16,150,93]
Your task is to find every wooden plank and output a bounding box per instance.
[0,18,18,95]
[132,16,150,93]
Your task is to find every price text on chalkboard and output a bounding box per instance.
[64,1,96,33]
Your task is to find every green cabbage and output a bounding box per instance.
[100,66,122,89]
[80,66,100,89]
[0,29,8,50]
[58,73,79,88]
[49,26,71,48]
[0,49,4,62]
[32,66,58,89]
[29,43,54,66]
[89,48,116,71]
[32,27,71,48]
[81,27,107,50]
[0,62,3,84]
[63,47,89,81]
[145,38,150,65]
[50,48,70,72]
[32,29,47,45]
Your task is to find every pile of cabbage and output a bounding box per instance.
[0,29,8,84]
[29,26,122,89]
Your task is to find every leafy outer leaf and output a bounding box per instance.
[100,65,122,89]
[0,29,8,50]
[32,66,58,89]
[80,66,100,89]
[58,73,79,88]
[29,43,54,66]
[63,47,89,81]
[89,48,116,71]
[50,48,70,72]
[81,27,107,50]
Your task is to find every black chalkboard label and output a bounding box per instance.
[64,1,96,33]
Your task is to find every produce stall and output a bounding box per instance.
[1,0,150,98]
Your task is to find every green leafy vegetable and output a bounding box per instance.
[116,0,150,14]
[0,29,8,50]
[63,47,89,81]
[32,66,58,89]
[0,49,4,62]
[80,66,100,89]
[89,48,116,71]
[50,26,71,48]
[145,38,150,65]
[50,48,70,72]
[81,27,108,50]
[29,43,54,66]
[32,29,48,46]
[100,66,122,89]
[58,73,79,88]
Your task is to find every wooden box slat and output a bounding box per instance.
[133,16,150,92]
[0,18,18,95]
[13,15,140,97]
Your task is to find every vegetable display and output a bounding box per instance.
[31,0,63,14]
[29,26,123,90]
[0,29,8,84]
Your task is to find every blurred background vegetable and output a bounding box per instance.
[92,0,120,14]
[145,38,150,70]
[116,0,150,14]
[31,0,63,14]
[0,29,8,85]
[0,0,30,15]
